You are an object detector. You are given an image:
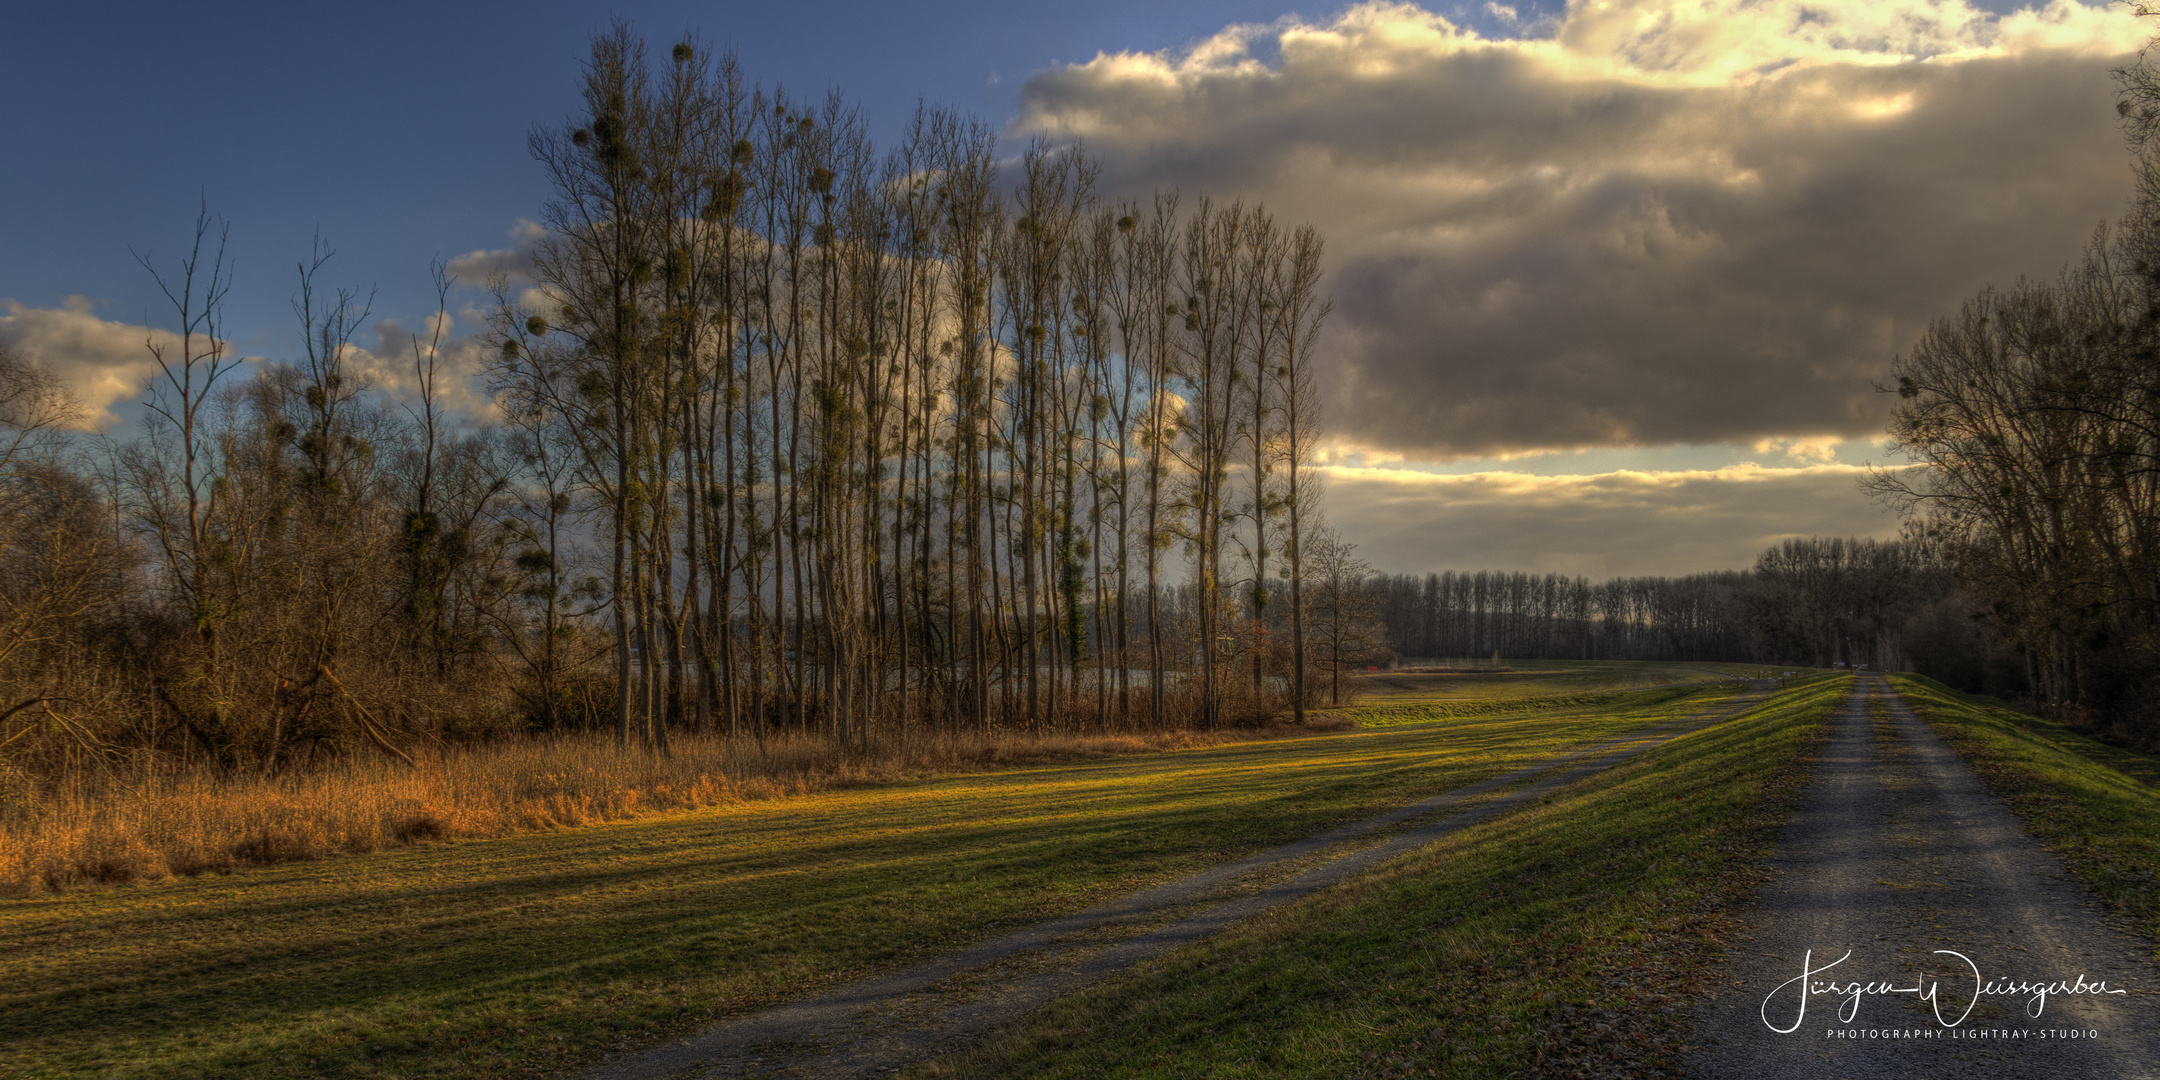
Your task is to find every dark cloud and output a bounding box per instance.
[1020,0,2143,458]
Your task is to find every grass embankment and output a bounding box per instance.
[1888,674,2160,945]
[1354,691,1687,727]
[1346,662,1829,728]
[922,677,1851,1080]
[1,681,1734,1080]
[1353,661,1750,705]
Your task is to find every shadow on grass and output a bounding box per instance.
[1,686,1745,1080]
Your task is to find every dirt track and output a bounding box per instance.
[588,692,1770,1080]
[1689,676,2160,1078]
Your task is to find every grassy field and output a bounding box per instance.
[1888,674,2160,948]
[2,673,1753,1080]
[1355,659,1775,702]
[1344,660,1833,726]
[921,676,1850,1079]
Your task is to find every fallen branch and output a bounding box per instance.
[317,665,418,769]
[0,695,84,749]
[0,695,53,726]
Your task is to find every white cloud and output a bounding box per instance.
[444,219,546,288]
[354,315,501,421]
[1752,434,1841,463]
[0,298,504,431]
[1020,0,2148,458]
[0,297,179,429]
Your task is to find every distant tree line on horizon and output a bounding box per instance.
[0,24,1344,787]
[1364,535,2022,691]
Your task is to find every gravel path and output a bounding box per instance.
[1689,676,2160,1078]
[589,692,1771,1080]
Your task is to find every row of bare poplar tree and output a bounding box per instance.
[0,26,1343,779]
[498,29,1336,749]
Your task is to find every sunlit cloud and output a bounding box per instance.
[444,219,545,288]
[1751,434,1841,463]
[1021,0,2146,459]
[0,297,176,429]
[1318,461,1909,576]
[0,298,502,431]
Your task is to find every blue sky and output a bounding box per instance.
[5,0,1449,343]
[2,0,2146,575]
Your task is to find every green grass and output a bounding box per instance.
[1352,661,1732,703]
[1351,688,1700,727]
[1,680,1752,1079]
[917,677,1851,1079]
[1352,693,1646,725]
[1345,661,1838,726]
[1887,674,2160,948]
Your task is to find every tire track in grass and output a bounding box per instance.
[592,692,1773,1080]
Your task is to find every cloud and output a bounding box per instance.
[0,297,504,432]
[1318,461,1907,576]
[444,219,545,288]
[0,297,180,429]
[355,316,502,420]
[1020,0,2147,459]
[1752,434,1841,463]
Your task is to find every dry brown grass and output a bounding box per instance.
[0,718,1349,896]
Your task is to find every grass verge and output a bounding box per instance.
[1887,673,2160,945]
[0,683,1739,1079]
[914,678,1849,1079]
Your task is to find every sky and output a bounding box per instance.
[1,0,2149,578]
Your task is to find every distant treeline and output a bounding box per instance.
[1369,536,2023,690]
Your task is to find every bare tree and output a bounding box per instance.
[131,202,238,661]
[1273,227,1330,723]
[1307,527,1385,705]
[13,25,1359,790]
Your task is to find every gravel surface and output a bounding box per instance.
[589,693,1771,1080]
[1688,676,2160,1078]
